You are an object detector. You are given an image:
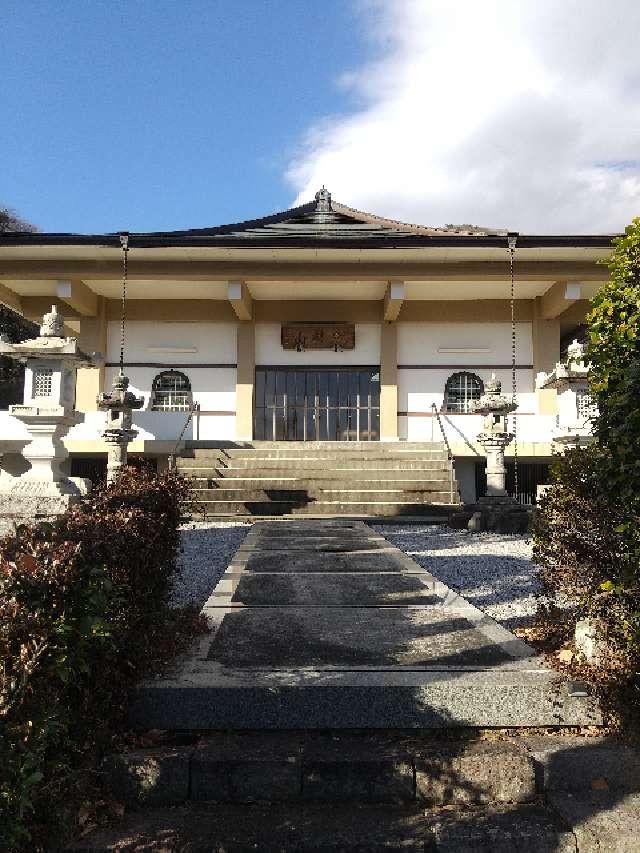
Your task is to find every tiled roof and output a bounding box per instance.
[0,188,616,248]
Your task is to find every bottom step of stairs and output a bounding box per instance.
[69,802,578,852]
[70,733,640,851]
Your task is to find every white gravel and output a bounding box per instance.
[380,524,539,630]
[170,521,251,609]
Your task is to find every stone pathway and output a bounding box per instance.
[130,520,600,729]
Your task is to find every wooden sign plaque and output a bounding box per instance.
[281,323,356,351]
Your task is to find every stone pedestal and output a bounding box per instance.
[0,305,100,527]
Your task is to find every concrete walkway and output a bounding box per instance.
[130,520,601,729]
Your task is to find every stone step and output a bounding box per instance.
[185,450,450,460]
[69,802,580,852]
[185,440,448,451]
[185,500,458,516]
[187,488,457,502]
[101,735,541,808]
[130,667,599,729]
[178,459,452,471]
[182,474,453,485]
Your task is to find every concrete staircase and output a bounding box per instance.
[177,441,460,518]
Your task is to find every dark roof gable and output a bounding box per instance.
[0,187,617,249]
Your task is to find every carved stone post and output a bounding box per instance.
[97,373,144,484]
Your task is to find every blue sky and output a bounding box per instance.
[2,1,639,234]
[1,1,370,233]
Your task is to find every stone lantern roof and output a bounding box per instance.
[0,304,99,366]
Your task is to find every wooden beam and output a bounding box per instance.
[383,282,405,322]
[540,281,584,319]
[0,281,22,313]
[227,281,253,321]
[21,297,82,322]
[0,259,609,282]
[55,279,98,316]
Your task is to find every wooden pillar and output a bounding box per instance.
[532,296,561,416]
[76,296,107,411]
[380,322,398,441]
[236,322,255,441]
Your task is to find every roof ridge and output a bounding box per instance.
[132,201,317,238]
[330,201,505,236]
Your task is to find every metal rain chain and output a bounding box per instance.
[96,231,143,483]
[119,231,129,375]
[508,232,519,503]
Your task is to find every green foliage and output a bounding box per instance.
[0,468,195,850]
[0,203,38,407]
[0,208,37,233]
[534,218,640,702]
[0,308,37,409]
[533,447,639,684]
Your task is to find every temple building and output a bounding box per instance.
[0,188,614,506]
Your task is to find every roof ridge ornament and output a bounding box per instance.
[314,186,332,212]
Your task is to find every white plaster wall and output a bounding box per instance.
[399,368,537,417]
[397,322,533,366]
[106,321,237,364]
[395,320,556,444]
[103,321,237,439]
[255,323,381,366]
[398,411,557,444]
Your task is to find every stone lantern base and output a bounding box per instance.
[449,496,530,534]
[0,478,91,536]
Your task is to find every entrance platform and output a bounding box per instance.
[130,520,600,729]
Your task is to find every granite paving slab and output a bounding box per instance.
[238,549,422,573]
[208,607,521,667]
[228,573,440,606]
[243,536,383,551]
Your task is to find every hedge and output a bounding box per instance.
[533,219,640,718]
[0,467,200,850]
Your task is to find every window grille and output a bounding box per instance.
[33,367,54,398]
[150,370,192,412]
[444,372,484,413]
[576,389,596,420]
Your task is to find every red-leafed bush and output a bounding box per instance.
[0,467,196,850]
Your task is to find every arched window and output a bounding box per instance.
[150,370,192,412]
[444,371,484,413]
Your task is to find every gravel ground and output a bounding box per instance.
[170,521,251,609]
[379,523,539,630]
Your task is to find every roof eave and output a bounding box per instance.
[0,232,618,249]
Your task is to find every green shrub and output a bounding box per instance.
[533,218,640,706]
[0,467,194,850]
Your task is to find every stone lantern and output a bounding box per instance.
[473,374,517,499]
[536,340,595,451]
[448,374,527,531]
[0,305,99,519]
[97,372,144,483]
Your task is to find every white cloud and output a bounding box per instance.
[286,0,640,233]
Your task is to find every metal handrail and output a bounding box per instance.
[431,403,456,504]
[168,402,200,470]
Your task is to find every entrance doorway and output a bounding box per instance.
[254,367,380,441]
